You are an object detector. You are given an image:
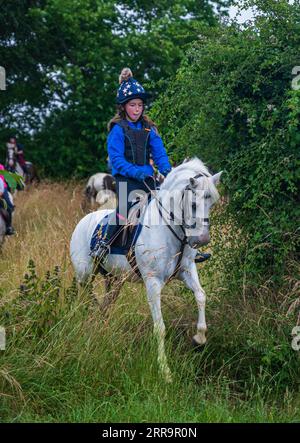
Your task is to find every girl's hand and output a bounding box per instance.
[161,168,171,177]
[135,170,152,182]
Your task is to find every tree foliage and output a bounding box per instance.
[0,0,230,177]
[152,0,300,283]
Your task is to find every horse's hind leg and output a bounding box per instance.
[77,263,121,312]
[178,263,207,347]
[78,261,98,295]
[99,275,123,314]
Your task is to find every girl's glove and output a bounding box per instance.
[135,170,152,182]
[161,168,171,177]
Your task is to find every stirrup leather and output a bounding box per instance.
[90,241,110,261]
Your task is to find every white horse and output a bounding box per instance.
[70,158,222,382]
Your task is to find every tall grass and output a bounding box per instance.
[0,183,299,422]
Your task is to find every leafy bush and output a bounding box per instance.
[0,0,230,178]
[0,259,79,339]
[152,0,300,285]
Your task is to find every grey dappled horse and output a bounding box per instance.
[70,158,222,382]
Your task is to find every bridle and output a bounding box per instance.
[144,172,210,242]
[143,172,211,280]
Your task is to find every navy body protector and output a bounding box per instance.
[90,214,143,256]
[116,119,152,166]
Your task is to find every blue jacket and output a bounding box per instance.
[107,120,171,179]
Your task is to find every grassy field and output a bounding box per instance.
[0,182,299,422]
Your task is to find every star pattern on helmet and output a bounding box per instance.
[117,76,147,103]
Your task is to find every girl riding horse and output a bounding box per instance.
[91,67,210,263]
[6,136,28,176]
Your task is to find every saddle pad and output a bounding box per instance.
[90,214,143,255]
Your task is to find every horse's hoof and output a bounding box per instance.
[191,338,206,352]
[165,374,173,384]
[164,369,173,384]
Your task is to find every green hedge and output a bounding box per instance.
[152,0,300,285]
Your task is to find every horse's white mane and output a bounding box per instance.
[160,157,219,202]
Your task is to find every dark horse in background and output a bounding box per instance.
[6,142,40,185]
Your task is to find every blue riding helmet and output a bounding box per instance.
[116,76,151,104]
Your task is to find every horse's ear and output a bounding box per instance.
[189,177,198,187]
[212,171,222,186]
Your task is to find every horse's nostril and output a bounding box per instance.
[198,235,210,246]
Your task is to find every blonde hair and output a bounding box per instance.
[119,67,133,84]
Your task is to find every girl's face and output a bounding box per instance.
[124,99,144,122]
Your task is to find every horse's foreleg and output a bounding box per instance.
[179,264,207,346]
[145,277,172,383]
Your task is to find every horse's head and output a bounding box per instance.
[182,171,222,248]
[160,158,222,249]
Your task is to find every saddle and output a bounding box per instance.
[91,189,150,251]
[90,211,143,256]
[90,192,151,277]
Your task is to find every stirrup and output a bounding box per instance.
[195,252,211,263]
[90,241,110,261]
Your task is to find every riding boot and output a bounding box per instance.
[90,216,121,261]
[195,251,211,263]
[2,209,15,235]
